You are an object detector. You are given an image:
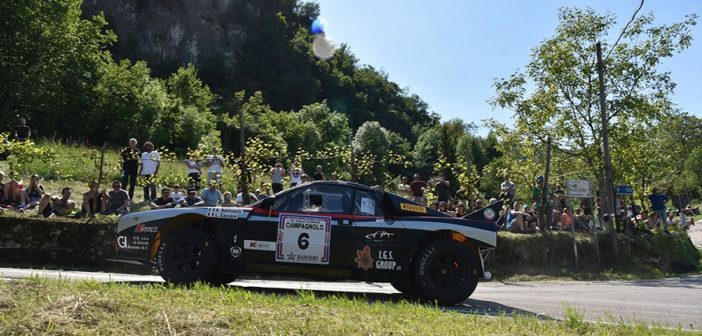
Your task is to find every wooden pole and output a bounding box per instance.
[541,136,552,229]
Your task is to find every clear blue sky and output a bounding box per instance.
[316,0,701,136]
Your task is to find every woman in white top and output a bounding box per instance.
[288,159,304,187]
[184,153,202,190]
[139,142,160,202]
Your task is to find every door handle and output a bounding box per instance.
[385,219,395,225]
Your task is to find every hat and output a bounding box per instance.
[524,204,530,209]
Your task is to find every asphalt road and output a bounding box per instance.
[1,222,700,330]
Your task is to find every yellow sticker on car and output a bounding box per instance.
[400,203,427,213]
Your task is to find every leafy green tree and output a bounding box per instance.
[492,7,697,199]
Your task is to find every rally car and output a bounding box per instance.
[114,181,500,305]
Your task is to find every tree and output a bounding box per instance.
[492,7,696,205]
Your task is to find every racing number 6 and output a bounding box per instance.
[297,233,310,250]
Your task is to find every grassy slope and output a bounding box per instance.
[0,279,692,335]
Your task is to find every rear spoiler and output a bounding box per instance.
[462,200,505,224]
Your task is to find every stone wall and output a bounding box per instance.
[0,217,116,266]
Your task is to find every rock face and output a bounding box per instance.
[81,0,251,76]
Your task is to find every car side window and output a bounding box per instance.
[353,189,386,217]
[272,185,352,214]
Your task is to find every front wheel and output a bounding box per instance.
[413,238,480,305]
[156,227,219,284]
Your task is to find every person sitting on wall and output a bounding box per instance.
[37,187,76,217]
[82,180,104,217]
[221,191,237,207]
[150,188,178,209]
[101,180,130,215]
[18,174,44,211]
[179,188,203,207]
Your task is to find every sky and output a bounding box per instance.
[315,0,701,136]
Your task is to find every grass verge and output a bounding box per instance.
[0,278,693,335]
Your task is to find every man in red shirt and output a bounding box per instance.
[409,173,428,205]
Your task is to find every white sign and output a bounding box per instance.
[276,214,331,265]
[566,179,591,198]
[360,197,376,215]
[206,207,242,219]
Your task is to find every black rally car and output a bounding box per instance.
[114,181,500,304]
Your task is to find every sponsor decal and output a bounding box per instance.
[117,235,150,251]
[244,240,276,251]
[354,245,374,271]
[117,236,128,248]
[483,208,496,221]
[365,230,394,242]
[134,223,158,233]
[418,246,435,276]
[376,250,399,270]
[275,214,331,265]
[400,203,427,214]
[229,246,242,258]
[206,207,242,219]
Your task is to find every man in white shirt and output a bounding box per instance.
[500,174,517,202]
[205,148,225,185]
[138,142,160,202]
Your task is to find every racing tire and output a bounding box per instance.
[413,238,480,305]
[156,227,220,284]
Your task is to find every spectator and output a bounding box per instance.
[435,173,450,203]
[236,187,258,206]
[329,173,338,181]
[221,192,237,207]
[438,201,450,214]
[289,160,304,187]
[139,142,160,202]
[0,171,5,204]
[269,159,286,193]
[429,201,439,211]
[397,176,411,198]
[506,201,533,233]
[184,153,202,191]
[19,174,44,211]
[170,185,185,204]
[14,117,31,141]
[314,165,325,180]
[38,187,76,217]
[301,173,309,184]
[409,174,428,204]
[82,180,103,217]
[3,171,25,207]
[648,188,670,230]
[102,180,130,215]
[120,138,140,200]
[205,148,225,185]
[523,204,538,230]
[200,182,223,207]
[455,202,466,217]
[150,188,178,209]
[256,184,271,201]
[180,189,203,207]
[573,208,591,232]
[499,174,517,201]
[531,176,552,227]
[580,198,593,216]
[560,207,573,231]
[474,199,484,210]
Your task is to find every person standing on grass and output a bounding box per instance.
[314,165,325,181]
[289,159,304,187]
[435,173,450,203]
[269,159,286,193]
[139,142,160,202]
[409,173,428,205]
[205,148,225,185]
[648,187,670,231]
[184,153,202,191]
[120,138,140,200]
[14,117,31,142]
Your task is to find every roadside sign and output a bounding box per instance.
[616,185,633,195]
[566,179,591,198]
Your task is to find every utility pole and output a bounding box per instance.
[596,42,619,258]
[240,106,250,205]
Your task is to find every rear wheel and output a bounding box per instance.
[413,238,479,305]
[156,227,219,284]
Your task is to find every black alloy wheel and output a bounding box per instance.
[414,238,479,305]
[157,227,219,284]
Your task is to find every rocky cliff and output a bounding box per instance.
[81,0,253,76]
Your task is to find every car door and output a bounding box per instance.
[244,184,356,271]
[349,189,407,278]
